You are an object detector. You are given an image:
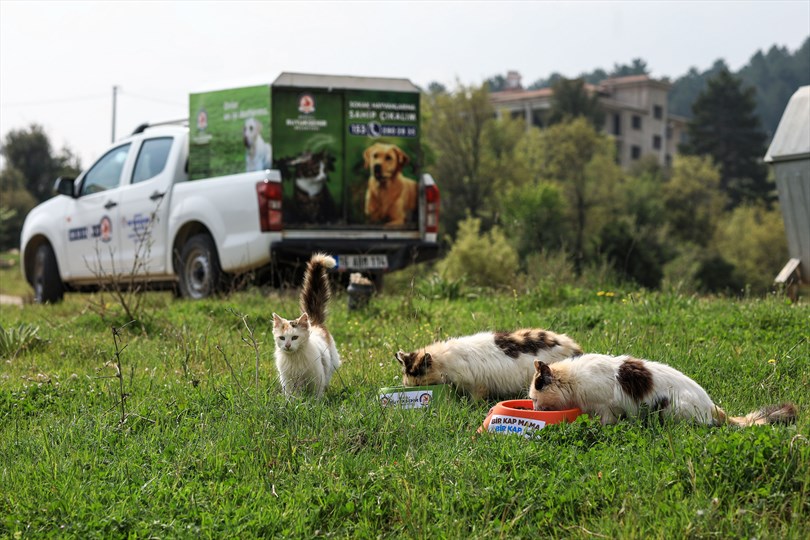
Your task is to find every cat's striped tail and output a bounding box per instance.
[715,403,798,427]
[300,253,336,327]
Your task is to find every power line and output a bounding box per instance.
[120,91,184,107]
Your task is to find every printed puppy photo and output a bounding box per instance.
[244,117,273,172]
[363,142,418,226]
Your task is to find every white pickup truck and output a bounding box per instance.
[20,123,440,303]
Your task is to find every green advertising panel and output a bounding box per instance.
[344,90,420,228]
[271,89,344,226]
[189,85,272,180]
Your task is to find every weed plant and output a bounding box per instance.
[0,281,808,538]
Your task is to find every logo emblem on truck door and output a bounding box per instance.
[90,216,113,243]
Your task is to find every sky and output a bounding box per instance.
[1,0,808,169]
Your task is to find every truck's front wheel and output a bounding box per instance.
[32,243,64,304]
[176,234,223,300]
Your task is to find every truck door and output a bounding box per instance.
[116,136,176,276]
[64,143,132,279]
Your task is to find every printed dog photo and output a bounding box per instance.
[244,117,273,172]
[363,142,418,226]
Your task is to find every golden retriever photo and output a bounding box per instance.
[363,142,418,226]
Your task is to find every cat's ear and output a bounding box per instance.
[423,352,432,368]
[395,351,406,366]
[297,313,310,328]
[534,361,553,390]
[272,313,283,328]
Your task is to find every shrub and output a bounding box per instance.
[498,182,567,259]
[712,203,788,294]
[437,217,519,288]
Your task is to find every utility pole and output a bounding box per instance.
[112,85,119,142]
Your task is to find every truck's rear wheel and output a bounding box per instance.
[33,243,64,304]
[176,234,223,300]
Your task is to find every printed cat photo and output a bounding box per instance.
[273,253,341,397]
[396,329,583,400]
[529,354,797,427]
[275,150,339,224]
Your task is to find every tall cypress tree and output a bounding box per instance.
[680,69,771,208]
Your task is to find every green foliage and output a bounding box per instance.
[498,181,566,259]
[423,83,515,238]
[681,69,771,207]
[548,77,605,130]
[662,155,727,246]
[0,323,43,358]
[669,38,810,138]
[437,217,519,288]
[598,219,668,290]
[1,123,82,203]
[713,203,789,294]
[537,118,622,271]
[0,167,38,250]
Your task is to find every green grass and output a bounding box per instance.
[0,278,808,538]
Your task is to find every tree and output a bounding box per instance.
[484,74,507,93]
[668,59,730,118]
[662,155,727,246]
[1,124,81,203]
[610,58,650,77]
[738,37,810,137]
[426,81,447,95]
[423,83,524,239]
[547,78,605,131]
[0,167,37,250]
[680,69,771,208]
[535,118,621,272]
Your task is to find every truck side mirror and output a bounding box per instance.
[54,176,77,198]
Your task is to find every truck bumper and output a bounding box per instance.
[270,239,440,272]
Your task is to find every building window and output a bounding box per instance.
[653,105,663,119]
[632,115,642,130]
[613,113,621,135]
[653,135,662,150]
[631,145,641,160]
[665,154,672,168]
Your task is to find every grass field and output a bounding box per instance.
[1,264,808,538]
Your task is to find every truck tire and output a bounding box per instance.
[176,234,223,300]
[33,243,64,304]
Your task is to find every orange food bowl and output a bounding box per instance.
[478,399,582,437]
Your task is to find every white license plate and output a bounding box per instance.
[338,254,389,270]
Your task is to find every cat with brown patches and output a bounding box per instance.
[273,254,341,397]
[395,329,583,400]
[530,354,798,427]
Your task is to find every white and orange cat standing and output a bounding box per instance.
[529,354,797,427]
[273,254,341,397]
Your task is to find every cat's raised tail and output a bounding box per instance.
[716,403,798,427]
[300,253,336,327]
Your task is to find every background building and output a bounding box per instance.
[490,73,689,169]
